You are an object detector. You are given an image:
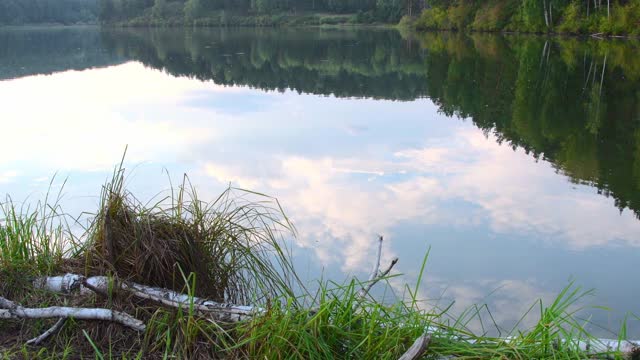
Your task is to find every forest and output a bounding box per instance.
[1,0,638,35]
[413,0,640,35]
[97,0,415,25]
[92,0,640,35]
[0,0,99,25]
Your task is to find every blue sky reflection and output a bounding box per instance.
[1,62,639,335]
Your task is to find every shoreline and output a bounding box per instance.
[3,21,640,39]
[405,26,640,40]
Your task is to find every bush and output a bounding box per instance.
[397,14,415,28]
[471,0,518,31]
[448,2,476,29]
[557,1,585,34]
[415,7,450,30]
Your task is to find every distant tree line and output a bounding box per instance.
[98,0,422,24]
[0,0,99,25]
[413,0,640,35]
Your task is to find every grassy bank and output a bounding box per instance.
[406,0,640,36]
[1,163,638,359]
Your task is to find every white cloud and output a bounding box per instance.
[0,170,19,184]
[199,126,640,275]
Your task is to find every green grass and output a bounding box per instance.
[81,157,298,305]
[0,177,70,277]
[0,162,637,359]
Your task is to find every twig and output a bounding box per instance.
[398,333,432,360]
[26,318,66,345]
[359,258,398,299]
[368,236,384,284]
[356,236,399,299]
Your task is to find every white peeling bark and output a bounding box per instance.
[33,273,84,294]
[0,296,145,332]
[35,274,261,323]
[398,333,431,360]
[120,280,260,322]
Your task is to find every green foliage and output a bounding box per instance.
[470,0,519,30]
[184,0,203,21]
[556,1,585,33]
[412,0,638,34]
[96,0,411,25]
[0,0,99,25]
[515,0,547,32]
[151,0,167,19]
[0,181,72,276]
[447,1,477,29]
[415,7,450,29]
[397,14,414,28]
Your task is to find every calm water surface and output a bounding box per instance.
[1,26,639,336]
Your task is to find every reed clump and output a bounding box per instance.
[82,164,298,306]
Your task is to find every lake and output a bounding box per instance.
[1,26,639,337]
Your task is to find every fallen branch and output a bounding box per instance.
[398,333,431,360]
[0,296,145,332]
[34,274,260,323]
[111,278,259,322]
[33,273,85,294]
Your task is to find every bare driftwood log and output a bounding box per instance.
[0,296,145,332]
[398,333,432,360]
[34,274,260,323]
